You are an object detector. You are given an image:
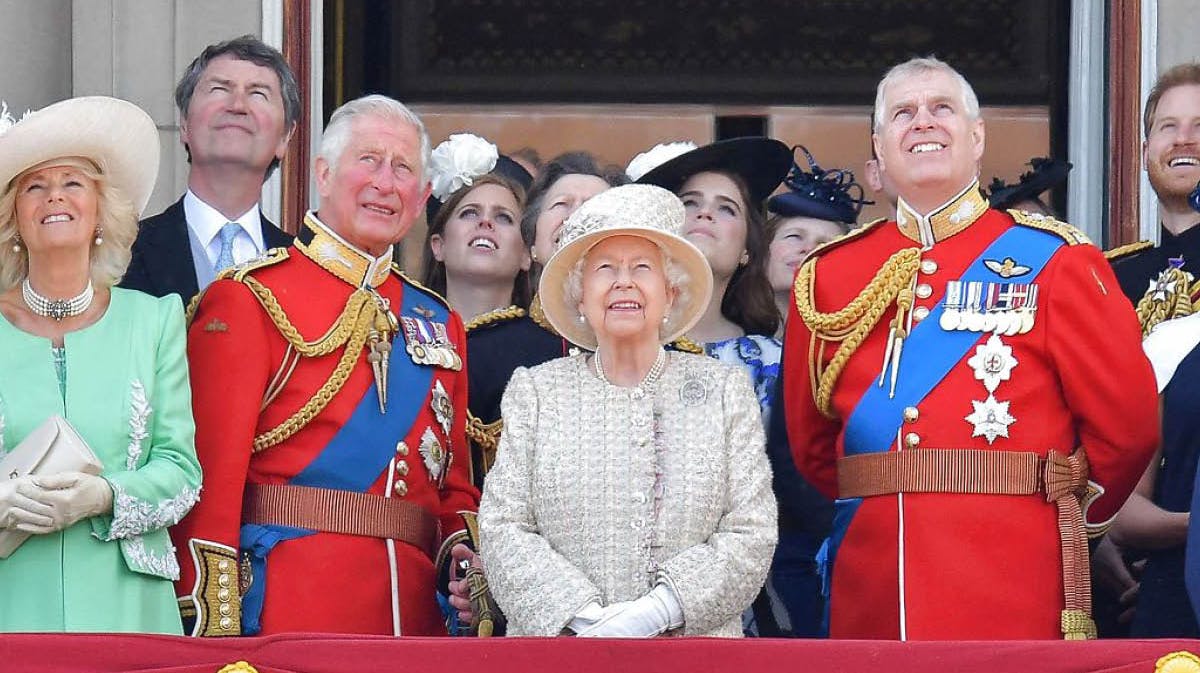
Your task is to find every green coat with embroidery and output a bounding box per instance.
[0,288,201,633]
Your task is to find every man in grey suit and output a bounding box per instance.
[122,35,298,304]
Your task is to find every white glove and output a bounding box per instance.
[567,600,634,635]
[0,475,56,531]
[22,472,114,534]
[575,584,684,638]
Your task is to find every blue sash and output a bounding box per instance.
[820,225,1064,625]
[241,279,447,633]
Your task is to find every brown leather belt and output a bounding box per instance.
[242,483,440,561]
[837,448,1095,640]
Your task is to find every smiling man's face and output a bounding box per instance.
[873,68,985,211]
[1144,83,1200,204]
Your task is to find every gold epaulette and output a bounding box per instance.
[670,336,705,354]
[464,305,526,332]
[1103,240,1154,262]
[185,248,290,324]
[1007,210,1091,245]
[391,264,452,311]
[528,294,559,336]
[802,217,888,261]
[224,247,290,282]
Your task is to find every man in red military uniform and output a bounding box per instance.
[173,94,481,636]
[783,57,1158,640]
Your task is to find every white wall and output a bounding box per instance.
[0,0,264,217]
[0,0,73,111]
[1157,0,1200,73]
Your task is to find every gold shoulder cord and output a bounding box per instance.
[670,335,705,354]
[1103,240,1153,262]
[1007,209,1091,246]
[240,278,384,452]
[528,295,559,335]
[464,306,526,332]
[793,248,921,418]
[466,410,504,479]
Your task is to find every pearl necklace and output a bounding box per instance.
[22,279,95,321]
[594,347,668,393]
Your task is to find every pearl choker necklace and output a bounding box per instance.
[22,279,95,321]
[594,347,668,392]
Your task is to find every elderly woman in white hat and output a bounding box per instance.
[0,97,201,633]
[478,184,777,637]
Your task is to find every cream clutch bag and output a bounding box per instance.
[0,415,104,558]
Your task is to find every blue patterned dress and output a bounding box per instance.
[705,335,827,637]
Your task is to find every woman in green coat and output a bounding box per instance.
[0,96,201,633]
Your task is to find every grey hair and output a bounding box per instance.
[318,94,432,182]
[564,240,692,340]
[873,56,981,131]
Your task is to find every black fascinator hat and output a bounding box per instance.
[767,146,871,224]
[986,157,1072,211]
[634,137,792,204]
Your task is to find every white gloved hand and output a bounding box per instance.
[0,475,56,532]
[23,472,114,534]
[575,584,684,638]
[567,600,635,635]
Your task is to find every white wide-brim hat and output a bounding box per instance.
[0,96,159,214]
[538,183,713,350]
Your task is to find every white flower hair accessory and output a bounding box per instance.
[428,133,499,201]
[625,141,698,181]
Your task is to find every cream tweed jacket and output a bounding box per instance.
[479,351,777,637]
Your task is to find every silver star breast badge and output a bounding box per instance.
[419,426,445,483]
[965,395,1016,444]
[966,334,1018,393]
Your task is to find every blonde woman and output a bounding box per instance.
[0,97,201,633]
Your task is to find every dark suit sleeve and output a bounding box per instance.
[768,348,833,536]
[119,226,155,295]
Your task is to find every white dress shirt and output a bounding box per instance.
[183,190,266,290]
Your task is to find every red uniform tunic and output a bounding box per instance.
[173,216,479,637]
[783,185,1158,640]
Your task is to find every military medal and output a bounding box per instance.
[980,283,999,333]
[430,380,453,436]
[418,426,450,487]
[967,334,1017,393]
[963,282,985,331]
[939,280,963,331]
[964,394,1016,444]
[1017,284,1039,334]
[401,315,464,371]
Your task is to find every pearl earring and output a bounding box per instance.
[662,315,669,324]
[577,314,586,324]
[93,225,103,246]
[10,234,20,253]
